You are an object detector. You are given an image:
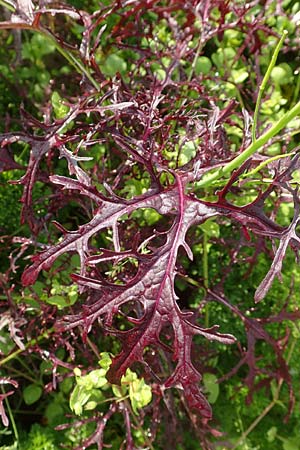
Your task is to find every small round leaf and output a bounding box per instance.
[23,384,43,405]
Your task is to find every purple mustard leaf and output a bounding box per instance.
[0,147,25,172]
[208,289,295,416]
[46,174,235,416]
[197,159,300,301]
[255,195,300,302]
[0,391,14,427]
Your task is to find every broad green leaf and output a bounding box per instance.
[88,369,108,389]
[45,294,77,310]
[271,63,293,85]
[51,91,70,119]
[40,360,52,374]
[267,426,277,442]
[59,377,74,395]
[231,68,248,84]
[101,54,127,77]
[45,401,64,424]
[261,90,287,115]
[283,438,300,450]
[266,143,281,156]
[0,330,15,356]
[224,29,243,46]
[112,384,127,398]
[129,378,152,414]
[23,384,43,405]
[121,368,138,384]
[99,352,112,370]
[69,385,91,416]
[84,400,98,411]
[178,141,197,166]
[76,369,108,389]
[194,56,212,75]
[203,373,219,404]
[22,34,55,61]
[151,63,166,81]
[74,367,81,377]
[143,208,161,226]
[211,47,235,68]
[200,219,220,238]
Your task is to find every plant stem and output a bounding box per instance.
[232,398,277,449]
[292,69,300,106]
[39,27,100,90]
[1,385,19,441]
[0,328,54,367]
[203,232,209,327]
[122,398,155,450]
[5,364,37,384]
[0,0,14,12]
[240,151,295,178]
[252,30,288,142]
[0,21,100,90]
[232,338,296,449]
[197,100,300,188]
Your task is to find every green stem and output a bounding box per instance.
[1,385,19,441]
[0,328,54,367]
[39,27,100,90]
[0,0,14,12]
[252,30,288,142]
[6,363,37,384]
[0,21,100,90]
[86,335,101,360]
[197,100,300,188]
[292,69,300,106]
[240,151,294,178]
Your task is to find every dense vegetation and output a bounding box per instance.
[0,1,300,449]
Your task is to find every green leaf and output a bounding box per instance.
[270,380,277,400]
[69,385,91,416]
[267,426,277,442]
[151,63,166,81]
[76,369,108,390]
[101,53,127,77]
[45,400,64,424]
[271,63,293,85]
[87,369,108,389]
[23,384,43,405]
[203,373,219,404]
[60,377,74,395]
[99,352,112,371]
[194,56,212,75]
[200,219,220,238]
[128,378,152,414]
[283,438,300,450]
[231,68,248,84]
[51,91,70,119]
[178,141,197,166]
[84,400,98,411]
[112,384,127,398]
[211,47,235,68]
[45,294,77,310]
[40,360,52,374]
[22,33,55,61]
[224,29,243,46]
[121,368,138,384]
